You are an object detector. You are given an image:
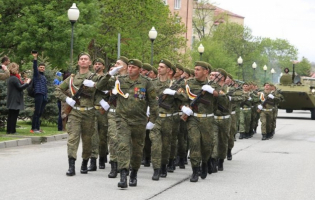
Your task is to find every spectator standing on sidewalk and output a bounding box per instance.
[1,56,10,80]
[30,52,48,133]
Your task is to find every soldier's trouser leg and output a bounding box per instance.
[228,113,237,149]
[178,120,187,158]
[108,112,118,162]
[272,108,278,130]
[260,111,272,135]
[250,108,257,131]
[236,110,240,133]
[67,110,95,159]
[187,117,213,167]
[215,118,231,159]
[170,115,180,160]
[90,119,99,158]
[244,110,252,133]
[117,119,146,171]
[143,130,151,160]
[149,118,162,169]
[96,111,108,158]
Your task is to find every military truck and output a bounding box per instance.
[276,71,315,120]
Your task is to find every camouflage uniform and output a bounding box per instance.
[96,74,158,171]
[239,91,252,139]
[55,72,98,160]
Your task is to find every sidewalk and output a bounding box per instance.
[0,133,68,149]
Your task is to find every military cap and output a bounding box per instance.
[227,73,233,80]
[93,58,105,66]
[128,59,142,68]
[170,64,176,74]
[118,56,129,65]
[159,58,172,68]
[152,67,158,75]
[268,83,275,87]
[195,61,209,70]
[175,63,184,71]
[142,63,153,71]
[217,68,227,79]
[77,52,91,60]
[184,67,191,75]
[206,62,212,72]
[190,69,195,76]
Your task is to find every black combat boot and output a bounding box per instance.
[118,169,128,188]
[218,159,224,171]
[99,157,105,169]
[80,159,89,174]
[167,159,174,173]
[160,164,167,178]
[129,169,138,187]
[190,167,199,182]
[88,157,97,171]
[207,158,212,174]
[152,168,160,181]
[244,132,249,139]
[227,149,232,161]
[211,158,218,173]
[239,132,244,139]
[200,162,207,179]
[262,134,267,140]
[108,162,118,178]
[104,154,108,163]
[143,157,150,167]
[178,157,185,169]
[66,157,76,176]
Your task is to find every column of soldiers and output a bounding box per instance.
[55,53,282,189]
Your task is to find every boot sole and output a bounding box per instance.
[118,183,128,188]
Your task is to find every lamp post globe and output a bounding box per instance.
[148,27,157,66]
[252,62,257,80]
[237,56,243,81]
[263,65,268,83]
[68,3,80,70]
[198,44,204,61]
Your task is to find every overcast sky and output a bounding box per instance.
[214,0,315,63]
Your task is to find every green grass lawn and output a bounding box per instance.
[0,120,66,142]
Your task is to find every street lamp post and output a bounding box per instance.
[263,65,268,83]
[148,27,157,66]
[198,44,204,61]
[252,62,257,80]
[68,3,80,70]
[237,56,243,81]
[271,68,276,83]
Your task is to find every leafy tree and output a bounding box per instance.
[295,57,311,76]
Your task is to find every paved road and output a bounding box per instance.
[1,110,315,200]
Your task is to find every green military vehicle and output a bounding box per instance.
[276,69,315,120]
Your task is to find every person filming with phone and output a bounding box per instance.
[30,51,48,133]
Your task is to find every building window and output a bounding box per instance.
[162,0,168,5]
[175,0,181,9]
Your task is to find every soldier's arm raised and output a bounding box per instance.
[95,74,115,91]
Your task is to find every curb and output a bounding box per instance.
[0,133,68,149]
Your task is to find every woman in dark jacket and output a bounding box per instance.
[6,63,31,134]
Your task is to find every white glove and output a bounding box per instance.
[181,106,193,116]
[268,94,274,99]
[146,121,155,130]
[109,66,123,76]
[163,88,176,95]
[202,85,214,94]
[146,106,150,117]
[66,97,76,108]
[248,97,252,101]
[228,96,232,101]
[83,79,95,88]
[258,105,263,110]
[99,99,110,111]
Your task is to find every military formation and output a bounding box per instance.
[55,53,283,188]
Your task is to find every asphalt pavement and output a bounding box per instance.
[1,110,315,200]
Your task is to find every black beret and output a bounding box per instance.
[118,56,129,65]
[159,59,172,68]
[195,61,209,70]
[93,58,105,66]
[128,59,142,68]
[142,63,152,71]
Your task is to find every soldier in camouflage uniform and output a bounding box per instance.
[249,82,261,137]
[182,61,218,182]
[225,74,244,161]
[107,56,129,178]
[84,59,158,188]
[270,84,284,138]
[55,52,98,176]
[239,83,253,139]
[150,59,186,180]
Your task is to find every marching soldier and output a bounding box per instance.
[83,59,159,188]
[182,61,218,182]
[239,83,253,139]
[55,52,98,176]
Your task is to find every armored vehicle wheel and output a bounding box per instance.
[286,109,293,113]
